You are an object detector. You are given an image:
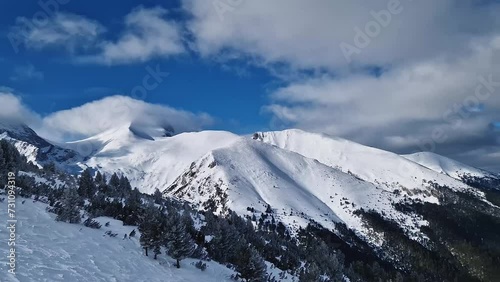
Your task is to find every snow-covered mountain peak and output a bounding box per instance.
[65,129,242,193]
[64,123,198,157]
[63,124,146,157]
[252,129,474,193]
[166,137,434,240]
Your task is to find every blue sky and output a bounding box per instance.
[1,0,500,171]
[0,0,277,134]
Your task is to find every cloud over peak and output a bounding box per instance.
[40,95,213,140]
[0,93,213,142]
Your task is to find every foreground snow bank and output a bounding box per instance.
[0,200,235,282]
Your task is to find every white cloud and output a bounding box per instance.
[10,7,185,65]
[11,12,104,52]
[10,64,44,81]
[90,6,185,65]
[38,95,213,141]
[0,93,40,125]
[265,36,500,155]
[183,0,500,71]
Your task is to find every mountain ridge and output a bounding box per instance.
[164,137,436,242]
[1,123,494,195]
[2,122,500,280]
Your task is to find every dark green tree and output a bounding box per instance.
[153,188,163,204]
[236,246,267,282]
[56,188,83,223]
[139,206,166,259]
[78,168,96,198]
[165,217,195,268]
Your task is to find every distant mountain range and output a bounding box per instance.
[2,122,498,240]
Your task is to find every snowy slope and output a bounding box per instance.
[0,200,237,282]
[63,125,241,194]
[254,129,474,193]
[402,152,493,180]
[166,139,431,241]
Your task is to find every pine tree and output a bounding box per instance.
[122,187,142,225]
[108,173,120,195]
[181,210,196,236]
[118,175,132,196]
[43,162,56,174]
[300,262,322,282]
[165,218,195,268]
[78,168,96,198]
[109,173,120,186]
[126,188,142,208]
[139,206,166,259]
[153,188,163,204]
[236,246,267,282]
[208,220,242,263]
[56,188,83,224]
[95,171,103,184]
[101,173,107,186]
